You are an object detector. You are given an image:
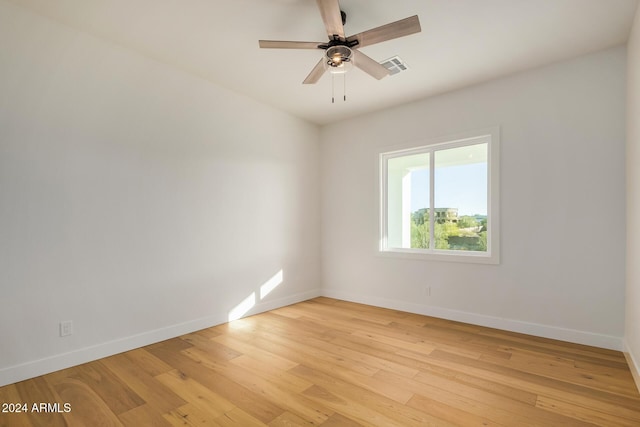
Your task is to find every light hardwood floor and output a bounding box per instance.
[1,297,639,426]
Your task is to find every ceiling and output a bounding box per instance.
[8,0,639,125]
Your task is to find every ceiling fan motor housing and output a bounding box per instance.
[326,45,353,67]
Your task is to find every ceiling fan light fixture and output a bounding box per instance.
[325,45,353,74]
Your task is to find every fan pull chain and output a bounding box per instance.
[330,74,347,104]
[344,73,347,102]
[332,74,335,104]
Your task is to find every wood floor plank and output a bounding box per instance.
[212,334,299,372]
[377,369,548,427]
[259,317,423,385]
[118,403,174,427]
[441,321,628,367]
[13,377,70,427]
[424,348,640,423]
[300,383,404,427]
[233,327,381,377]
[535,395,640,427]
[318,412,366,427]
[271,315,424,379]
[502,349,639,396]
[180,333,243,362]
[67,361,145,415]
[293,365,455,427]
[411,370,593,426]
[406,393,503,426]
[213,407,267,427]
[230,354,313,394]
[181,346,333,425]
[2,297,639,426]
[155,369,236,418]
[268,411,318,426]
[120,348,176,377]
[0,384,35,427]
[162,403,220,427]
[428,349,640,411]
[49,377,124,426]
[99,352,187,413]
[146,341,286,423]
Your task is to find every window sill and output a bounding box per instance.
[378,248,499,265]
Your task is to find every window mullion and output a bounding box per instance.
[429,150,435,250]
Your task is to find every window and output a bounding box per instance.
[379,129,499,264]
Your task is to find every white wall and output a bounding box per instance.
[321,47,627,349]
[626,5,640,391]
[0,0,320,386]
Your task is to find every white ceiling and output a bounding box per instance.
[9,0,639,125]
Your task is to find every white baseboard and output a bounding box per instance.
[0,289,321,387]
[623,340,640,394]
[321,289,624,351]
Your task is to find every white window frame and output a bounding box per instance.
[378,127,500,264]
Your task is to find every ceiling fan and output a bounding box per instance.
[259,0,421,84]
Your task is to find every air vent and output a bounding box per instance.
[380,56,409,76]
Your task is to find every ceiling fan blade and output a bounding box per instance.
[303,58,326,84]
[259,40,324,49]
[347,15,421,48]
[353,50,390,80]
[316,0,345,39]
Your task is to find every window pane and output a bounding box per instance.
[434,143,488,252]
[386,153,429,249]
[410,168,430,249]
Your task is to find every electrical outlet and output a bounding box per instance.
[60,320,73,337]
[425,286,431,297]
